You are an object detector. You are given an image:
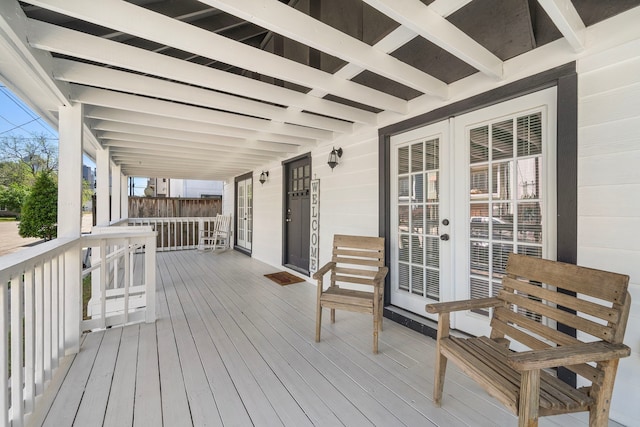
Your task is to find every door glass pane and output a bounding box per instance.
[396,137,440,301]
[468,110,545,318]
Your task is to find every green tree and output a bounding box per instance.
[0,160,34,187]
[0,134,58,176]
[0,183,30,215]
[19,172,57,240]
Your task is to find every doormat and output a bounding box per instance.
[264,271,305,286]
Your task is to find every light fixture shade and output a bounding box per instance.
[327,147,343,170]
[259,171,268,184]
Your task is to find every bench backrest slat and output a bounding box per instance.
[506,253,628,304]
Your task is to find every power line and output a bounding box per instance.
[0,85,57,139]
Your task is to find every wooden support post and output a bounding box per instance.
[433,312,449,406]
[58,103,83,355]
[121,174,129,219]
[518,370,540,427]
[96,146,110,226]
[111,164,121,222]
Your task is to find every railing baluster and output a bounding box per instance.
[10,275,24,426]
[23,268,35,414]
[0,278,8,427]
[44,259,52,382]
[51,256,59,370]
[124,238,130,325]
[100,240,107,329]
[34,264,43,395]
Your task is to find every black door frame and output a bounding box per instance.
[282,152,312,275]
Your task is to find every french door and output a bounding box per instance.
[236,175,252,251]
[390,120,451,317]
[390,88,557,335]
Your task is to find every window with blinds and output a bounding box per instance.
[397,138,440,301]
[468,111,544,317]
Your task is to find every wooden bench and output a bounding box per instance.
[314,234,388,353]
[426,253,631,427]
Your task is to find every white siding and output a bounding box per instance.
[577,40,640,426]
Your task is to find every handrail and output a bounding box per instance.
[127,217,218,251]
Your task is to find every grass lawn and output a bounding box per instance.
[0,217,16,222]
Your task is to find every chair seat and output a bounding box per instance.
[440,336,593,415]
[320,287,374,311]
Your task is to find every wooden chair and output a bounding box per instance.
[210,215,231,249]
[313,234,388,353]
[199,215,231,251]
[426,253,631,427]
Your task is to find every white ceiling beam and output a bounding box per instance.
[112,154,263,170]
[362,0,503,79]
[27,20,376,126]
[103,140,286,161]
[70,85,332,141]
[24,0,408,114]
[536,0,585,52]
[108,146,272,165]
[91,121,299,154]
[53,58,352,133]
[428,0,473,17]
[200,0,447,99]
[119,165,235,181]
[99,133,283,160]
[84,107,314,147]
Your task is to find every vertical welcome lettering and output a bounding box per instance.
[309,179,320,273]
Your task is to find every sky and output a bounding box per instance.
[0,82,148,195]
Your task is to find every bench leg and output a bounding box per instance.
[589,360,618,427]
[518,370,540,427]
[433,353,447,406]
[330,308,335,323]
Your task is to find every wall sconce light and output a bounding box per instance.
[327,147,343,170]
[259,171,269,185]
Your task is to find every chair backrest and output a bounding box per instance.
[330,234,385,287]
[216,215,231,234]
[493,253,631,382]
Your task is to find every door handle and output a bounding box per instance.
[440,234,449,241]
[286,218,292,222]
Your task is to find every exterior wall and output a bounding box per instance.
[576,40,640,426]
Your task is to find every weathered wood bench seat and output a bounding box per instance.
[426,253,631,427]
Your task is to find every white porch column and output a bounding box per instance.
[111,163,121,221]
[95,146,110,226]
[58,103,83,355]
[121,174,129,219]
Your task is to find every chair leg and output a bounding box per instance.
[433,353,447,406]
[330,308,335,323]
[518,370,540,427]
[315,304,322,342]
[378,297,383,331]
[373,314,379,354]
[589,360,618,427]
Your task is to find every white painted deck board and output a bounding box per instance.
[39,250,624,426]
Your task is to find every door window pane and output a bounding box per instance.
[396,137,441,301]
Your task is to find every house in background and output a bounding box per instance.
[0,0,639,425]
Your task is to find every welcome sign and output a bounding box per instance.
[309,179,320,273]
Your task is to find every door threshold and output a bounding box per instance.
[283,264,309,276]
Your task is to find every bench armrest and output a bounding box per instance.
[312,261,336,280]
[426,297,502,314]
[373,267,389,287]
[507,341,631,371]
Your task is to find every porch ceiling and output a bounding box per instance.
[0,0,639,180]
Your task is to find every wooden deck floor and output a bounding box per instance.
[40,250,619,427]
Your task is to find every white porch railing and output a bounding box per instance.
[127,217,218,251]
[0,229,156,427]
